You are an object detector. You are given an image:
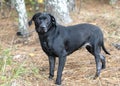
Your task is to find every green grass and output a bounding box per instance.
[0,46,40,86]
[0,47,26,85]
[0,47,13,85]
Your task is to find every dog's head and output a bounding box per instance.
[29,12,56,34]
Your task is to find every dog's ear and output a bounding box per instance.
[28,12,41,26]
[48,14,56,27]
[28,19,32,26]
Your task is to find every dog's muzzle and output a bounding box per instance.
[37,21,52,34]
[41,27,48,33]
[36,26,47,34]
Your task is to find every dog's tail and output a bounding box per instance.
[102,42,110,55]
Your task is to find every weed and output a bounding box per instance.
[0,46,41,85]
[0,47,28,85]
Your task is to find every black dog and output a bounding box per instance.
[29,12,110,85]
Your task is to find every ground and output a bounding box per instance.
[0,0,120,86]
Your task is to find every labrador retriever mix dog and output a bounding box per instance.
[29,12,110,85]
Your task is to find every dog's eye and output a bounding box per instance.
[39,17,46,20]
[43,17,47,20]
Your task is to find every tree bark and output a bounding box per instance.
[46,0,72,24]
[14,0,29,37]
[67,0,75,12]
[11,0,15,8]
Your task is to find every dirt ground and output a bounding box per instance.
[0,0,120,86]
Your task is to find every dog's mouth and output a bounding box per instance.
[42,28,48,33]
[37,27,48,34]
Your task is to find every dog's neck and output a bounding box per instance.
[38,26,58,41]
[48,22,53,30]
[47,22,56,32]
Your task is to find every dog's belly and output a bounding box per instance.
[66,42,91,55]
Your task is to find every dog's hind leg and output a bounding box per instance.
[86,45,106,69]
[86,45,102,79]
[86,45,94,55]
[99,54,106,69]
[93,45,102,79]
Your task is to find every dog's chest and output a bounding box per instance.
[41,40,54,55]
[43,41,52,49]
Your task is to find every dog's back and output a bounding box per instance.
[60,23,103,54]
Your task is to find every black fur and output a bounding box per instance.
[29,12,110,85]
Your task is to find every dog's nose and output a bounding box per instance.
[40,26,46,28]
[40,23,46,28]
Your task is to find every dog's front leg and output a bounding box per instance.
[48,56,56,79]
[55,55,66,85]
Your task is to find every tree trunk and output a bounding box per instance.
[14,0,29,37]
[67,0,75,12]
[46,0,72,24]
[11,0,15,8]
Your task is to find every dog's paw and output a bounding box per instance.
[48,76,53,80]
[93,73,99,80]
[55,79,61,85]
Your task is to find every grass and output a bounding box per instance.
[0,47,13,85]
[0,46,40,86]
